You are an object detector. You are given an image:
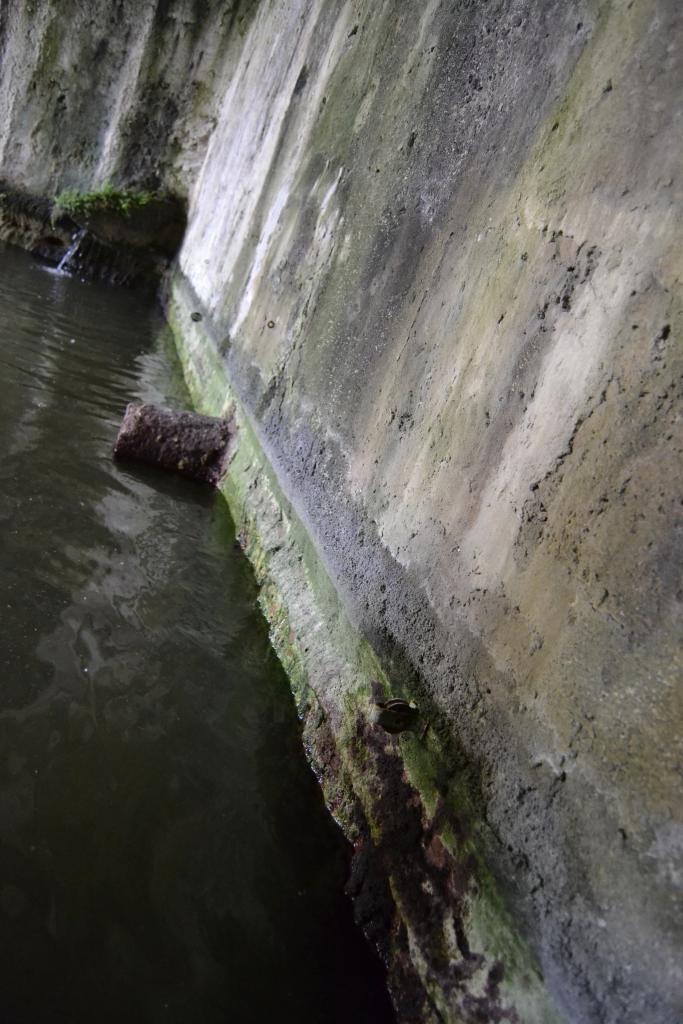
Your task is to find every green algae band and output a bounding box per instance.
[113,401,234,485]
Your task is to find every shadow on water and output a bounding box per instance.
[0,246,395,1024]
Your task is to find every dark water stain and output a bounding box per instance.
[0,246,395,1024]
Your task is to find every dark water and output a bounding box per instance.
[0,247,394,1024]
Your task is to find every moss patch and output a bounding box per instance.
[52,184,186,261]
[54,184,158,219]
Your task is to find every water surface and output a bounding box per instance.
[0,246,394,1024]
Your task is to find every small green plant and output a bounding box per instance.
[54,183,157,219]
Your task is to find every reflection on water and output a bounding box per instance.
[0,246,394,1024]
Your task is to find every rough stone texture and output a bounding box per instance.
[0,182,72,264]
[0,0,259,197]
[0,183,173,287]
[2,1,682,1022]
[58,192,187,258]
[0,0,251,278]
[113,402,234,485]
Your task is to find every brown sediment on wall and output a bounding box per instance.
[1,1,681,1022]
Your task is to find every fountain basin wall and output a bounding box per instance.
[1,2,681,1022]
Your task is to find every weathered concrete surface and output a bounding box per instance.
[172,2,683,1022]
[167,292,564,1024]
[1,1,682,1022]
[0,0,259,196]
[0,0,254,277]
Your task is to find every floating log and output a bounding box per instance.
[113,402,234,485]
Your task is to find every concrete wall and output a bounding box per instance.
[0,0,258,196]
[1,2,681,1022]
[175,2,682,1019]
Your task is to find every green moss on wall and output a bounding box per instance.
[54,184,158,219]
[164,278,563,1023]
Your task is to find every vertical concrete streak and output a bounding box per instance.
[93,4,158,183]
[180,1,355,314]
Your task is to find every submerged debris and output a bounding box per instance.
[113,402,234,485]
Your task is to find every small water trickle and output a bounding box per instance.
[55,227,86,274]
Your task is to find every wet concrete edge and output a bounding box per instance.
[163,272,563,1024]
